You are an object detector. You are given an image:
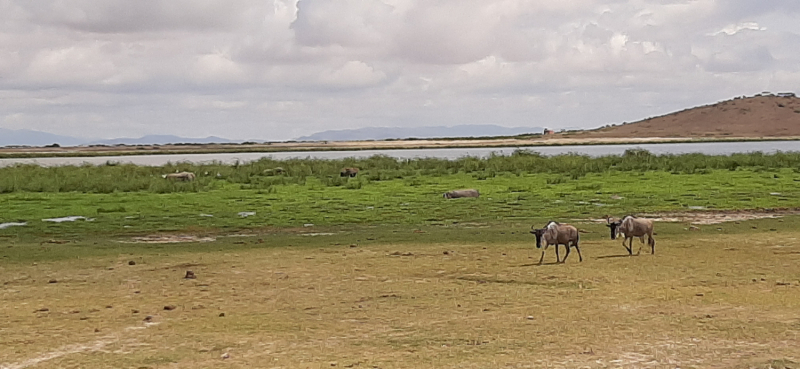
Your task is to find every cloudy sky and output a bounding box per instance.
[1,1,799,141]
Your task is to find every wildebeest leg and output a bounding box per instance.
[649,236,656,254]
[538,245,548,265]
[622,238,632,255]
[555,244,561,263]
[636,237,643,255]
[562,244,571,263]
[574,242,583,262]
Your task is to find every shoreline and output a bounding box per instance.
[1,135,799,159]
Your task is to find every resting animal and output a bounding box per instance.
[443,189,480,199]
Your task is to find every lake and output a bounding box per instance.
[2,140,800,167]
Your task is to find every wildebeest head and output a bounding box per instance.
[606,218,622,239]
[530,226,546,248]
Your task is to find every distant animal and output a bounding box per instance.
[530,221,582,264]
[163,171,196,181]
[443,189,480,199]
[340,167,359,177]
[606,215,656,255]
[263,167,286,176]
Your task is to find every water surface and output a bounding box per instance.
[1,141,799,167]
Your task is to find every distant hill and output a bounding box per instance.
[0,129,240,147]
[0,128,85,147]
[575,93,800,138]
[296,125,545,141]
[88,135,238,145]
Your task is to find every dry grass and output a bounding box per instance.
[2,232,800,369]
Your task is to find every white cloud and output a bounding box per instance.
[0,0,798,141]
[712,22,767,36]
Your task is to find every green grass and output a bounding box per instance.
[2,167,800,241]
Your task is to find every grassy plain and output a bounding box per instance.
[2,151,800,368]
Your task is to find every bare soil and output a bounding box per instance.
[3,232,799,368]
[594,209,800,225]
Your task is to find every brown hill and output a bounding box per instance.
[571,93,800,138]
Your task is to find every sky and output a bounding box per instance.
[1,1,799,141]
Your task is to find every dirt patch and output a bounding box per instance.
[595,209,800,225]
[119,235,216,244]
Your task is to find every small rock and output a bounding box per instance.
[34,307,49,313]
[132,309,139,314]
[689,226,700,231]
[80,317,89,320]
[128,261,136,265]
[330,362,338,366]
[105,305,113,309]
[184,270,196,279]
[776,281,792,286]
[695,293,704,297]
[48,279,58,284]
[94,328,100,332]
[164,305,177,311]
[526,316,535,320]
[443,251,449,255]
[219,313,225,317]
[221,353,230,359]
[143,315,153,322]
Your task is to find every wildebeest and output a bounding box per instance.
[163,172,196,181]
[443,189,480,199]
[530,221,582,264]
[606,215,656,255]
[340,167,359,177]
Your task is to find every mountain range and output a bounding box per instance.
[0,129,239,147]
[1,125,545,147]
[295,125,545,141]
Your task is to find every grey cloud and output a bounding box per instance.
[1,0,799,141]
[19,0,266,33]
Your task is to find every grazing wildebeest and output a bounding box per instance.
[606,215,656,255]
[443,189,480,199]
[340,167,359,177]
[163,172,196,181]
[530,221,582,264]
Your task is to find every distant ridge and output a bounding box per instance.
[577,93,800,138]
[296,125,545,141]
[88,135,239,145]
[0,129,240,147]
[0,128,85,147]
